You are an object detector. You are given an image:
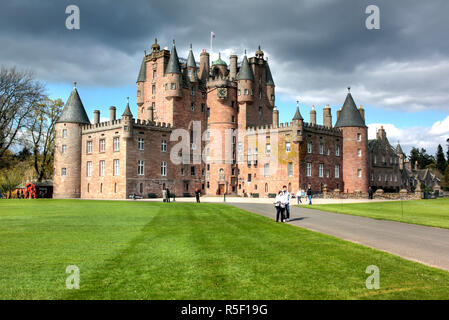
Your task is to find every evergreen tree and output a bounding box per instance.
[409,147,419,169]
[436,144,447,174]
[443,165,449,191]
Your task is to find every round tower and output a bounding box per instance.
[334,88,369,194]
[53,83,90,199]
[237,52,254,104]
[121,97,134,139]
[164,40,182,99]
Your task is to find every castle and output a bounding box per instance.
[53,39,432,199]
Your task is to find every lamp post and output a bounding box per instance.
[223,180,228,202]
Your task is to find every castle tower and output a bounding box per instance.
[334,88,369,193]
[396,142,405,170]
[53,83,90,198]
[237,51,255,128]
[292,101,304,142]
[121,97,134,139]
[272,105,279,128]
[186,44,198,83]
[265,58,275,108]
[165,40,182,98]
[206,54,238,196]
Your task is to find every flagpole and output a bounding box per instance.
[210,30,213,53]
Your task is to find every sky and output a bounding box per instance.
[1,0,448,155]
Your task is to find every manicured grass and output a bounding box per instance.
[299,198,449,229]
[1,199,449,300]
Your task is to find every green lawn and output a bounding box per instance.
[1,199,449,300]
[300,198,449,229]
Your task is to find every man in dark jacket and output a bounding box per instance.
[307,187,313,205]
[195,188,200,203]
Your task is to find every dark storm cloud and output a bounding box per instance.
[1,0,449,113]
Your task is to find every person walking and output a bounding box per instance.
[296,189,302,204]
[274,191,285,222]
[195,188,201,203]
[162,188,167,202]
[307,186,313,205]
[282,185,291,222]
[368,186,373,200]
[166,187,171,203]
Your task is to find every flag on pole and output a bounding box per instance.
[210,31,215,53]
[211,31,215,38]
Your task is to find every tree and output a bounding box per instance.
[447,138,449,163]
[24,97,63,182]
[409,147,419,169]
[435,144,447,174]
[443,166,449,191]
[0,66,44,159]
[0,167,23,198]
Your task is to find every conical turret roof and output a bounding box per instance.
[237,54,254,81]
[165,41,181,74]
[292,103,304,121]
[137,55,146,82]
[334,90,366,128]
[265,60,274,86]
[122,98,133,117]
[396,143,404,155]
[57,84,90,124]
[187,44,196,68]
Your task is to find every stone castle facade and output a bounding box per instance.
[53,39,422,199]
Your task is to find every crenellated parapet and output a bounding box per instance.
[303,122,342,135]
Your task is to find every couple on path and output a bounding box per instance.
[274,186,291,222]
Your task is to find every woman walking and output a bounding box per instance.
[274,191,285,222]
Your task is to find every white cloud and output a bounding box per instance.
[429,115,449,136]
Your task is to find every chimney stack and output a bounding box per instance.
[272,106,279,128]
[93,110,100,124]
[199,49,210,81]
[229,54,237,80]
[337,107,342,121]
[109,106,116,121]
[359,105,365,122]
[310,105,316,125]
[323,104,332,128]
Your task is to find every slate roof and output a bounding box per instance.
[56,87,90,124]
[292,105,304,121]
[165,43,181,74]
[122,98,133,117]
[236,55,254,81]
[334,92,366,128]
[187,45,196,68]
[137,56,146,82]
[265,61,274,86]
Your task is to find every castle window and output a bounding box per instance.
[318,164,324,178]
[357,149,361,157]
[202,169,205,176]
[113,137,119,151]
[271,94,274,101]
[113,159,119,176]
[87,161,92,177]
[161,140,167,152]
[394,175,398,182]
[358,169,362,178]
[114,183,117,193]
[357,133,361,141]
[378,174,381,181]
[161,161,167,176]
[153,70,157,78]
[327,148,330,156]
[231,116,235,123]
[371,172,374,181]
[138,138,144,150]
[264,164,269,177]
[181,168,185,176]
[319,143,324,155]
[138,160,144,176]
[207,108,210,117]
[62,129,67,138]
[335,165,340,178]
[191,103,195,111]
[61,168,67,176]
[137,90,141,97]
[307,163,312,177]
[99,139,106,153]
[62,145,67,154]
[335,145,340,156]
[255,184,258,190]
[139,183,143,194]
[374,155,377,164]
[87,141,92,153]
[244,89,249,95]
[99,160,105,177]
[248,174,252,182]
[259,91,262,100]
[170,83,176,90]
[326,170,330,178]
[382,155,385,164]
[258,106,262,116]
[265,183,268,193]
[207,182,210,189]
[201,103,205,113]
[307,142,313,154]
[286,142,291,153]
[141,107,144,114]
[191,166,195,176]
[191,86,195,96]
[238,89,241,96]
[100,183,103,193]
[87,183,90,193]
[266,144,271,154]
[231,102,235,108]
[288,162,293,177]
[152,85,156,94]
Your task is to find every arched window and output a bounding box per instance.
[139,183,143,194]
